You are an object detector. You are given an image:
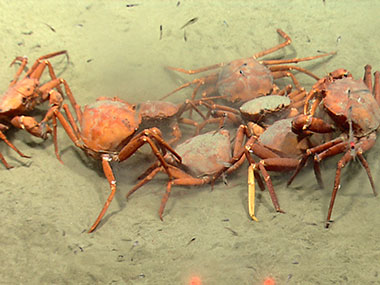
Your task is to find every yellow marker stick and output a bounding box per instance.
[248,164,258,222]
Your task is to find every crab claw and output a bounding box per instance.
[292,114,335,134]
[10,116,52,139]
[39,122,53,139]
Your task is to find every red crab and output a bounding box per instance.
[52,93,183,232]
[137,100,205,145]
[126,127,253,220]
[206,93,329,221]
[194,87,306,133]
[0,50,70,168]
[161,29,335,106]
[211,118,326,221]
[288,66,380,227]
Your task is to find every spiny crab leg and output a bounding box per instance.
[0,130,31,169]
[88,155,116,233]
[0,131,30,158]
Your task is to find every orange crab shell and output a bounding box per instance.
[324,78,380,137]
[0,78,39,115]
[139,101,178,120]
[217,58,273,104]
[80,98,142,152]
[258,118,306,157]
[174,129,232,177]
[239,95,291,123]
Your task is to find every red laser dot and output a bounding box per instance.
[189,276,202,285]
[263,277,275,285]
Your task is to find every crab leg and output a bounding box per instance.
[363,65,373,93]
[257,161,283,213]
[52,107,82,162]
[88,155,116,233]
[270,64,323,82]
[287,136,345,187]
[60,80,82,124]
[160,174,211,220]
[51,103,81,164]
[0,130,30,167]
[373,71,380,105]
[40,78,76,120]
[195,102,242,132]
[128,163,211,220]
[288,88,307,109]
[0,152,13,169]
[166,63,224,75]
[253,29,292,59]
[160,73,218,101]
[25,50,68,79]
[9,56,28,86]
[277,84,293,96]
[260,51,336,67]
[209,126,253,183]
[244,148,286,214]
[214,128,260,183]
[118,128,181,164]
[166,100,207,142]
[127,166,162,199]
[117,128,181,180]
[303,88,321,115]
[10,50,68,95]
[177,99,208,120]
[288,88,305,100]
[271,70,302,90]
[165,29,290,76]
[210,126,266,191]
[326,135,377,228]
[61,104,81,136]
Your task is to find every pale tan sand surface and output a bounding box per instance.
[1,1,380,284]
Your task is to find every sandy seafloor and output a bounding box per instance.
[1,1,380,284]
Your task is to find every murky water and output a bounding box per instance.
[1,1,380,284]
